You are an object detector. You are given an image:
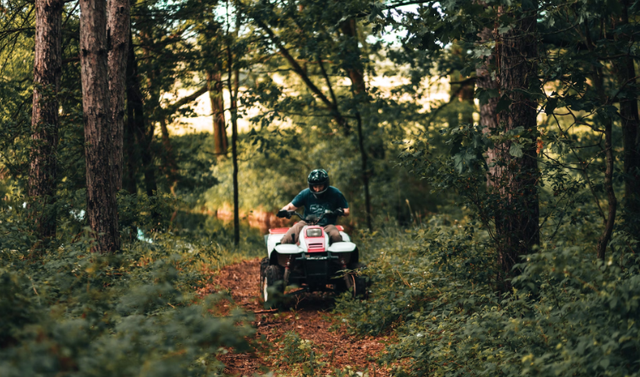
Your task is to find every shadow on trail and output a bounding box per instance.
[278,288,341,312]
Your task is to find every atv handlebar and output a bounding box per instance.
[276,208,344,225]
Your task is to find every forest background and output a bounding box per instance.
[2,0,640,375]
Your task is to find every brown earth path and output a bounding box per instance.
[205,258,394,377]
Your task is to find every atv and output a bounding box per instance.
[259,209,367,307]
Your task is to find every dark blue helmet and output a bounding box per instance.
[308,169,329,196]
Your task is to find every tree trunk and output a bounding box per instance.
[583,20,618,260]
[29,0,63,242]
[80,0,120,253]
[159,117,179,195]
[228,46,240,246]
[107,0,130,191]
[340,18,373,231]
[613,0,640,236]
[495,6,540,281]
[597,112,616,260]
[591,55,617,259]
[207,70,228,158]
[499,10,540,264]
[478,7,539,288]
[123,108,137,194]
[123,31,138,195]
[476,28,500,181]
[125,30,157,197]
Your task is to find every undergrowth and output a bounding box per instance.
[0,193,264,376]
[335,215,640,376]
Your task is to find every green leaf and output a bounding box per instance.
[496,96,513,113]
[509,143,523,158]
[476,88,499,106]
[545,97,558,115]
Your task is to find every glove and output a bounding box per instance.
[277,209,291,219]
[335,208,345,216]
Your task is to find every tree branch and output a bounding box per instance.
[252,18,349,132]
[318,56,338,108]
[163,85,208,116]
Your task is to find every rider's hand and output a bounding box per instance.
[277,209,291,219]
[335,208,345,216]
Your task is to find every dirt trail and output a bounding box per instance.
[207,258,393,376]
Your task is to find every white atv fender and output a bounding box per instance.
[327,242,357,253]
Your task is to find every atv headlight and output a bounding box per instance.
[306,228,322,237]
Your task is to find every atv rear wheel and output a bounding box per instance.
[260,262,285,308]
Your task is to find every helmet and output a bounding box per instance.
[308,169,330,196]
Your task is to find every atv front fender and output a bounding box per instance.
[275,244,302,254]
[327,242,357,253]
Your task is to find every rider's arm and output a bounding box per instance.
[281,202,298,211]
[342,208,350,217]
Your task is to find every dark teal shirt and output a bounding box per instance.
[291,186,349,226]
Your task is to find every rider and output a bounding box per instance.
[279,169,349,244]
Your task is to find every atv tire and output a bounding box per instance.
[334,262,368,299]
[260,262,285,308]
[345,272,369,299]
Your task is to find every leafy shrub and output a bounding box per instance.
[336,218,640,377]
[0,200,258,376]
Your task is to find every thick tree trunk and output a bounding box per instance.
[207,70,228,158]
[613,0,640,236]
[476,28,500,180]
[107,0,130,191]
[495,7,540,281]
[125,31,157,197]
[619,64,640,234]
[80,0,120,253]
[29,0,63,242]
[478,8,539,288]
[500,17,540,255]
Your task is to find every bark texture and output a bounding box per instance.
[614,0,640,236]
[478,9,540,287]
[107,0,130,191]
[495,8,540,281]
[80,0,120,252]
[476,28,500,178]
[29,0,63,241]
[207,70,228,158]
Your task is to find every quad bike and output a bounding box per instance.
[259,209,367,307]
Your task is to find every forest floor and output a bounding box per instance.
[203,258,395,377]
